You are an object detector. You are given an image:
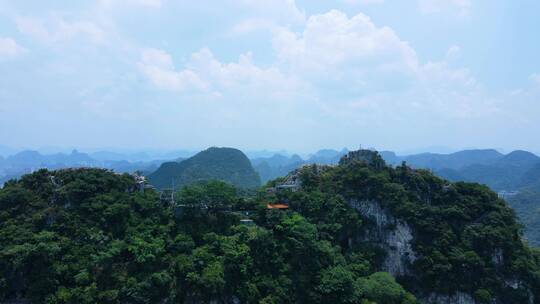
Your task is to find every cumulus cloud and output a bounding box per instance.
[142,8,493,123]
[272,10,418,75]
[414,61,496,118]
[418,0,472,16]
[2,1,539,151]
[446,45,461,59]
[138,47,309,99]
[0,37,26,58]
[16,16,105,45]
[142,8,492,121]
[138,48,207,92]
[531,73,540,86]
[270,9,502,122]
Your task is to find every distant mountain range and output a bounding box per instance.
[148,147,261,190]
[380,149,540,246]
[2,146,540,245]
[232,147,540,192]
[3,147,539,192]
[251,148,349,183]
[0,149,172,185]
[380,149,540,191]
[249,148,540,246]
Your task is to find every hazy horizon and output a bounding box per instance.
[1,1,539,153]
[0,143,536,160]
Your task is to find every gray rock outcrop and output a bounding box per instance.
[348,199,416,277]
[423,292,476,304]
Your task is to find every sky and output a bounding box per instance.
[0,0,539,154]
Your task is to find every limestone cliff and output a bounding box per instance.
[422,292,476,304]
[348,198,535,304]
[348,199,416,277]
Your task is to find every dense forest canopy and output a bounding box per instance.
[148,147,261,190]
[1,150,539,303]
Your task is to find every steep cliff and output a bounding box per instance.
[278,150,540,304]
[348,199,416,277]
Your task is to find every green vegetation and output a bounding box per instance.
[382,149,540,248]
[1,150,539,303]
[507,182,540,246]
[277,151,540,303]
[148,147,261,190]
[0,168,414,303]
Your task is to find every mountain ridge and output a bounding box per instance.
[1,150,539,303]
[148,147,261,189]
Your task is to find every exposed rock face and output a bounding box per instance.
[423,292,476,304]
[347,198,537,304]
[503,278,535,304]
[348,199,416,277]
[349,199,482,304]
[491,248,504,267]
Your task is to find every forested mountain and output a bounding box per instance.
[306,148,349,164]
[279,150,540,303]
[380,149,540,246]
[438,151,540,191]
[503,162,540,245]
[5,150,95,168]
[1,150,539,303]
[251,148,348,183]
[522,163,540,188]
[148,147,261,190]
[252,148,540,192]
[381,149,504,170]
[251,154,304,183]
[0,150,168,186]
[380,149,540,192]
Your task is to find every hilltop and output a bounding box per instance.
[275,150,540,303]
[148,147,261,189]
[1,151,539,303]
[379,149,540,191]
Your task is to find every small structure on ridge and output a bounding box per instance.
[267,203,289,210]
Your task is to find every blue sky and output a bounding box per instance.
[0,0,539,154]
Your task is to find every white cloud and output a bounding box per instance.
[530,73,540,86]
[2,2,538,151]
[143,9,492,121]
[138,48,207,92]
[418,0,472,16]
[138,8,495,126]
[414,60,495,118]
[446,44,461,58]
[271,10,418,81]
[16,16,105,45]
[0,37,26,58]
[138,47,308,99]
[419,61,476,88]
[267,10,496,120]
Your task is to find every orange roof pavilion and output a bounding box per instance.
[267,203,289,209]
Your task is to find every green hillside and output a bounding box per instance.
[148,147,261,189]
[1,151,539,303]
[276,150,540,303]
[442,150,540,191]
